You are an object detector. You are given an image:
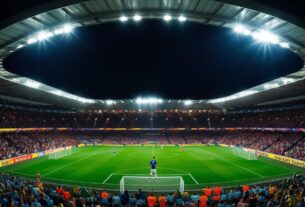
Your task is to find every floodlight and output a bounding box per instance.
[263,83,279,90]
[120,16,128,22]
[62,24,74,33]
[233,24,251,35]
[279,42,289,48]
[25,80,41,89]
[252,30,279,44]
[36,31,54,41]
[281,78,294,84]
[54,28,64,35]
[135,97,163,105]
[27,38,37,45]
[133,15,142,21]
[178,15,187,22]
[17,44,24,49]
[184,100,193,106]
[106,100,116,105]
[163,14,172,21]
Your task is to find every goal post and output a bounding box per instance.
[232,146,257,160]
[48,148,72,159]
[120,176,184,194]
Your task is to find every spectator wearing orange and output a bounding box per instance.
[203,186,212,197]
[213,194,220,203]
[213,186,222,196]
[63,190,71,202]
[56,185,64,195]
[199,192,208,207]
[101,190,109,205]
[158,193,166,207]
[242,184,250,192]
[147,193,157,207]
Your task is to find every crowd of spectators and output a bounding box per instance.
[1,107,305,128]
[0,172,305,207]
[0,130,304,161]
[0,132,80,160]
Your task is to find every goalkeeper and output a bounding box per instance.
[150,156,157,178]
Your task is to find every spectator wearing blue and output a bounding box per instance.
[298,198,305,207]
[227,190,233,200]
[182,192,190,206]
[113,193,120,207]
[175,194,183,206]
[190,192,199,206]
[32,198,41,207]
[121,190,129,206]
[129,194,137,207]
[135,189,145,207]
[166,192,174,207]
[45,195,53,207]
[233,189,241,202]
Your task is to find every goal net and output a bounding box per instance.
[232,147,257,160]
[48,148,72,159]
[120,176,184,194]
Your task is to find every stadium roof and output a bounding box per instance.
[0,0,305,110]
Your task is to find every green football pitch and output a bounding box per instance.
[1,146,305,191]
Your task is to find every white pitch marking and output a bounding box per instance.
[202,149,265,178]
[188,173,199,184]
[43,152,97,176]
[102,173,113,184]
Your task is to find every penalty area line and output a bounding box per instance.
[188,173,199,184]
[102,173,113,184]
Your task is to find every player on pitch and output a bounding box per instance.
[150,156,157,181]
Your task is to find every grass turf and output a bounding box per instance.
[1,146,305,191]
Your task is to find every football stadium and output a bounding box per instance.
[0,0,305,206]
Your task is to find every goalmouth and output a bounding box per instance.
[120,176,184,194]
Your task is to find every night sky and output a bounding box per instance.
[1,1,305,99]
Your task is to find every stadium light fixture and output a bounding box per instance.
[135,97,163,105]
[263,83,279,90]
[50,89,94,103]
[281,77,295,84]
[120,16,128,22]
[233,24,251,35]
[133,14,142,21]
[25,80,41,89]
[62,24,74,33]
[36,31,54,41]
[178,15,187,22]
[233,24,291,48]
[279,42,290,48]
[105,100,116,105]
[208,90,258,103]
[252,30,279,44]
[16,44,24,49]
[163,14,172,21]
[184,100,193,106]
[27,38,38,45]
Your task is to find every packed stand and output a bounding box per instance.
[0,172,305,207]
[1,106,305,128]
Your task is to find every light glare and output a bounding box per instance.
[184,100,193,106]
[133,15,142,21]
[27,38,37,45]
[36,31,54,41]
[163,14,172,21]
[136,97,163,105]
[252,30,279,44]
[106,100,116,105]
[120,16,128,22]
[178,15,187,22]
[280,42,289,48]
